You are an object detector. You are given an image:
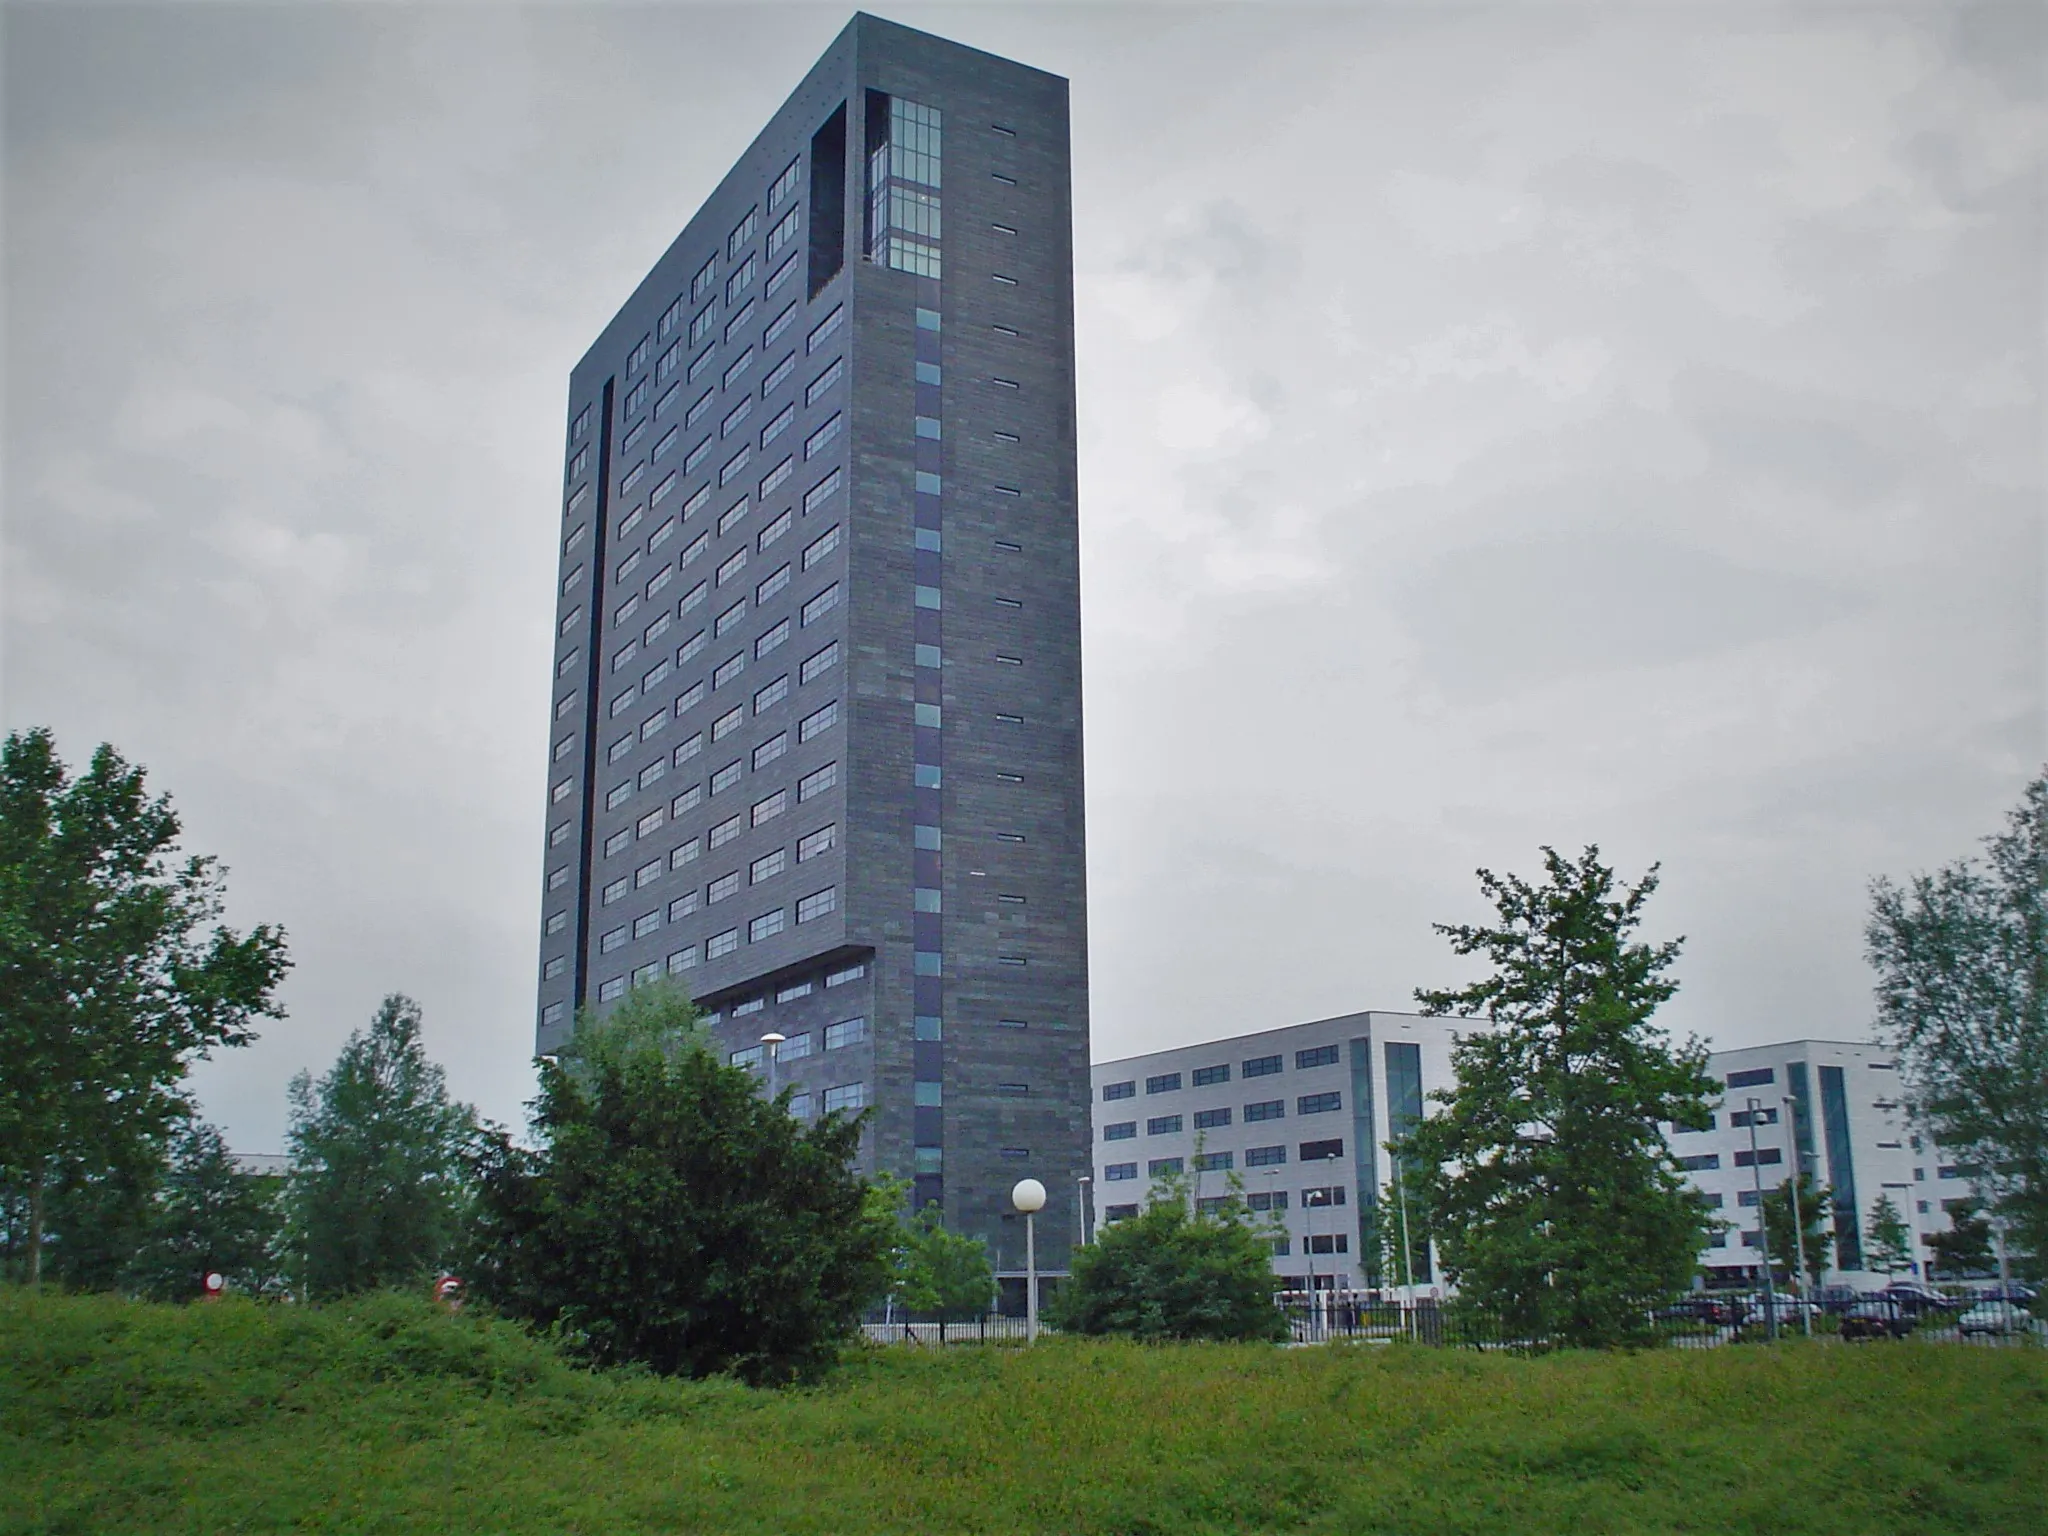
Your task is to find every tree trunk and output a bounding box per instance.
[27,1164,45,1289]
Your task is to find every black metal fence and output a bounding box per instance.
[860,1313,1038,1346]
[853,1295,2045,1350]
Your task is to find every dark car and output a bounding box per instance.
[1654,1297,1732,1327]
[1814,1285,1862,1315]
[1976,1283,2039,1306]
[1840,1299,1913,1341]
[1880,1282,1958,1317]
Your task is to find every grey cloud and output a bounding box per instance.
[1394,531,1858,701]
[6,2,2040,1146]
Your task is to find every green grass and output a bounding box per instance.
[4,1288,2044,1535]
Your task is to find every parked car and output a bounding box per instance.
[1957,1302,2034,1338]
[1840,1299,1914,1341]
[1975,1283,2039,1306]
[1654,1297,1733,1327]
[1880,1282,1958,1316]
[1814,1285,1862,1316]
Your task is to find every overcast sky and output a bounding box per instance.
[4,1,2042,1152]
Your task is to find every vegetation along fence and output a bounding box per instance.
[858,1296,2046,1350]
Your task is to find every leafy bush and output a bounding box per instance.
[1047,1182,1286,1343]
[466,985,893,1384]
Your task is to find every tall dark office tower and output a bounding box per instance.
[535,14,1088,1260]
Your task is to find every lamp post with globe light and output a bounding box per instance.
[760,1032,785,1101]
[1012,1178,1047,1343]
[1076,1173,1092,1248]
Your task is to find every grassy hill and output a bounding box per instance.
[4,1287,2044,1534]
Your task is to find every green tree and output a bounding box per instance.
[1924,1199,1996,1279]
[126,1121,283,1301]
[1867,769,2047,1265]
[1400,846,1721,1347]
[1759,1173,1834,1289]
[896,1202,994,1323]
[1866,1193,1914,1278]
[1047,1167,1287,1343]
[285,994,479,1298]
[467,984,893,1384]
[0,728,291,1286]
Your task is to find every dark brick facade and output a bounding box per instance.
[535,14,1088,1257]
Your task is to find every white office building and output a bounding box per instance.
[1089,1011,1471,1292]
[1683,1038,1981,1288]
[1091,1018,1984,1293]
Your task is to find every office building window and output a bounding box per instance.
[1298,1138,1344,1161]
[1191,1064,1230,1087]
[1676,1154,1721,1172]
[807,304,843,353]
[597,976,626,1002]
[749,910,785,942]
[1726,1068,1776,1089]
[633,909,661,939]
[758,509,793,550]
[756,619,790,658]
[668,891,698,921]
[761,349,796,396]
[804,413,842,460]
[798,763,837,801]
[544,911,568,935]
[825,1016,867,1050]
[1102,1164,1138,1184]
[712,653,745,690]
[1194,1152,1233,1172]
[1296,1044,1340,1071]
[754,674,789,713]
[1244,1099,1285,1123]
[712,706,743,742]
[800,583,840,626]
[823,1082,866,1114]
[1298,1092,1342,1115]
[1147,1158,1183,1178]
[1102,1081,1135,1102]
[542,955,566,980]
[759,404,795,449]
[1733,1148,1782,1168]
[806,356,844,406]
[798,701,838,742]
[1146,1116,1183,1136]
[803,468,843,514]
[706,928,739,960]
[709,760,742,795]
[599,926,627,954]
[752,789,787,826]
[797,823,835,862]
[1193,1108,1232,1130]
[707,871,739,904]
[803,525,841,570]
[1244,1054,1283,1078]
[1145,1073,1181,1095]
[796,887,836,922]
[750,848,786,884]
[708,814,743,849]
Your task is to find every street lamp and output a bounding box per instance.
[1745,1096,1778,1342]
[1076,1174,1092,1248]
[760,1032,785,1102]
[1012,1178,1047,1343]
[1781,1095,1813,1338]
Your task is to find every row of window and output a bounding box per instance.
[544,696,1047,859]
[595,883,835,958]
[1100,1094,1342,1141]
[1101,1047,1341,1103]
[1100,1138,1345,1179]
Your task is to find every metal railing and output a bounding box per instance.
[859,1313,1040,1346]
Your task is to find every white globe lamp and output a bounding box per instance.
[1011,1178,1048,1342]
